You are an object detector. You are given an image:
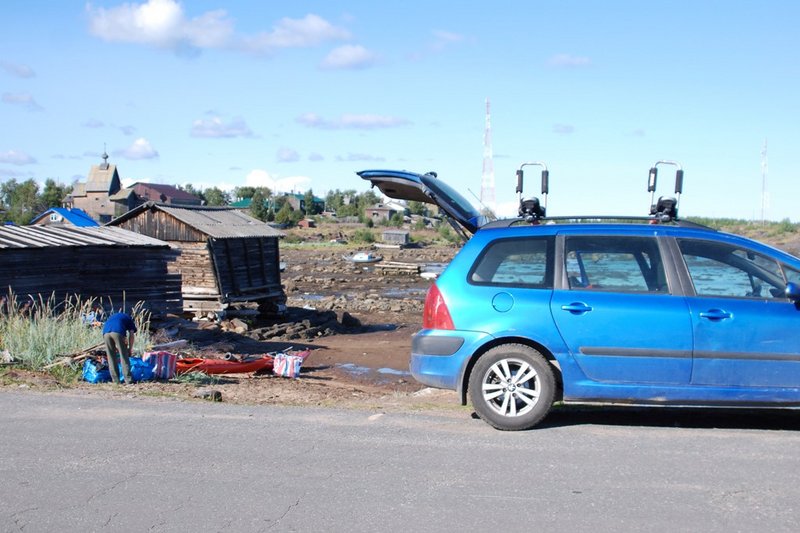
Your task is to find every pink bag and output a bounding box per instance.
[143,351,178,380]
[273,353,303,378]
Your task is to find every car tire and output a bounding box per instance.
[468,344,555,431]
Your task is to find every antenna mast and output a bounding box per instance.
[480,98,496,215]
[760,138,768,224]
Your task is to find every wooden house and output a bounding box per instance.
[63,152,122,223]
[108,202,285,315]
[366,204,397,221]
[0,225,181,317]
[30,207,99,227]
[381,229,410,246]
[109,182,202,214]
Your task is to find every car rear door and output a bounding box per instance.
[357,169,487,235]
[550,231,694,384]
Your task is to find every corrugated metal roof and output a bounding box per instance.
[0,225,170,249]
[112,203,284,239]
[159,205,285,238]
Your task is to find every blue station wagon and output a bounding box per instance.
[359,167,800,430]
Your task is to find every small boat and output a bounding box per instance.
[176,356,274,375]
[342,251,383,264]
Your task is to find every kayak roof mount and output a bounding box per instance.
[513,159,686,225]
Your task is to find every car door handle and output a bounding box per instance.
[699,309,732,320]
[561,302,593,314]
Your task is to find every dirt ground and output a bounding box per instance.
[0,243,464,414]
[1,314,462,412]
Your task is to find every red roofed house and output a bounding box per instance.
[110,182,202,213]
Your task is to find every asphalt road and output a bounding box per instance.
[2,391,800,532]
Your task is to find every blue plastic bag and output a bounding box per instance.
[82,359,111,383]
[128,357,155,382]
[82,357,155,383]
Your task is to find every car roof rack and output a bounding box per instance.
[507,159,713,229]
[481,215,715,230]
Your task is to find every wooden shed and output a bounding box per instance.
[0,225,182,317]
[381,229,410,246]
[108,202,285,315]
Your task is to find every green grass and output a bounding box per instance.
[686,217,799,236]
[0,291,151,372]
[173,371,220,385]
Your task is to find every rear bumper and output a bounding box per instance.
[410,329,493,390]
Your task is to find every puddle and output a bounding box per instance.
[336,363,372,375]
[422,262,448,274]
[377,367,412,376]
[336,363,411,378]
[383,287,427,298]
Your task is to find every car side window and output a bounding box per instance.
[564,236,667,293]
[783,265,800,285]
[677,239,786,299]
[469,237,553,288]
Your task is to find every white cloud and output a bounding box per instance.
[241,14,350,53]
[308,152,324,162]
[82,118,105,128]
[547,53,591,67]
[87,3,351,58]
[2,92,43,111]
[114,138,159,160]
[297,112,410,130]
[335,153,385,162]
[553,124,575,135]
[407,29,468,61]
[245,169,311,194]
[431,30,464,51]
[276,147,300,163]
[0,150,36,165]
[495,200,520,218]
[320,45,377,70]
[0,61,35,78]
[190,116,253,138]
[86,0,233,52]
[0,168,32,178]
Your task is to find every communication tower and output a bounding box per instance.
[480,98,496,214]
[761,138,768,224]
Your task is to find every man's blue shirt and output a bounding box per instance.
[102,312,137,335]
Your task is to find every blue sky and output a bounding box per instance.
[1,1,797,220]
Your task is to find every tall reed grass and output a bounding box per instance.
[0,291,151,371]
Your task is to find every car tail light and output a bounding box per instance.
[423,283,455,330]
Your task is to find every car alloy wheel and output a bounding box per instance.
[469,344,555,430]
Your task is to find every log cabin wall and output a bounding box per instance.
[0,227,182,317]
[169,240,222,312]
[209,237,282,301]
[114,209,206,242]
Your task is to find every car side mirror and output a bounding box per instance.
[785,282,800,302]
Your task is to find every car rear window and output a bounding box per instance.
[469,237,554,288]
